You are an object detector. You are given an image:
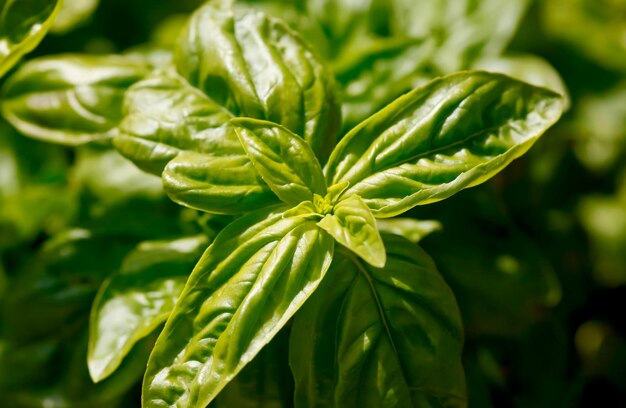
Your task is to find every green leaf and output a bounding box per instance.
[143,206,334,408]
[113,70,240,175]
[472,54,570,110]
[2,54,150,145]
[376,218,442,243]
[175,1,341,160]
[51,0,99,34]
[88,235,209,382]
[0,0,61,78]
[113,70,278,214]
[290,235,466,408]
[163,151,279,215]
[326,71,564,218]
[317,195,385,268]
[233,118,326,206]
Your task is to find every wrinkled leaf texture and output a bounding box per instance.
[290,235,466,407]
[325,71,564,218]
[143,206,334,408]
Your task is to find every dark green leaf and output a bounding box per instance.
[290,235,466,407]
[113,70,279,214]
[2,54,150,145]
[88,235,209,382]
[175,1,341,160]
[143,206,334,408]
[326,71,564,218]
[233,118,326,206]
[0,0,61,77]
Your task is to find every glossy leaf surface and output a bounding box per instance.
[113,70,238,174]
[2,54,150,145]
[290,235,466,407]
[113,70,277,214]
[175,1,341,160]
[233,118,326,205]
[143,206,334,408]
[473,54,570,110]
[163,151,279,215]
[0,0,61,77]
[88,235,209,382]
[326,71,564,217]
[317,194,385,268]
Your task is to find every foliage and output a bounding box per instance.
[2,0,624,407]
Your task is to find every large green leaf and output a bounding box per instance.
[114,70,239,175]
[2,54,150,145]
[175,1,341,160]
[317,194,385,268]
[325,71,564,218]
[143,206,334,408]
[290,235,466,407]
[233,118,326,206]
[0,0,61,78]
[472,54,570,110]
[163,151,279,215]
[88,235,209,382]
[113,70,278,214]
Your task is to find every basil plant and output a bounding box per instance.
[0,1,565,407]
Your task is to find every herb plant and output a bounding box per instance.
[0,1,570,407]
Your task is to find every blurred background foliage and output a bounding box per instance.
[1,0,626,406]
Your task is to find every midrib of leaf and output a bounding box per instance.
[338,79,558,190]
[343,250,403,378]
[371,249,462,342]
